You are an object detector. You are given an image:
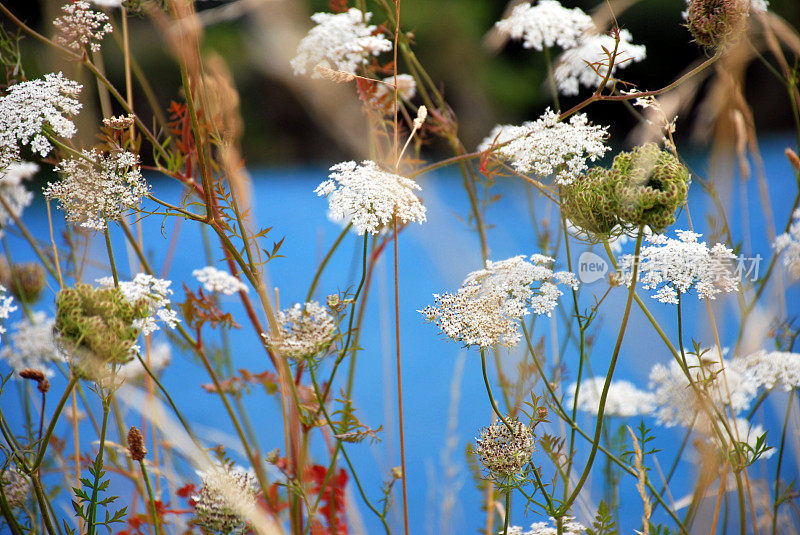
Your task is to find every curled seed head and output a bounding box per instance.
[475,419,535,479]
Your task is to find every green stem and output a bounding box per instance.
[32,377,78,470]
[771,389,795,535]
[480,349,512,432]
[306,223,352,302]
[503,491,511,535]
[87,396,112,535]
[104,226,119,286]
[139,460,162,535]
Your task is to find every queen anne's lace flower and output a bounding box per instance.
[478,109,609,185]
[53,0,113,53]
[291,8,392,77]
[193,465,257,534]
[0,73,82,168]
[263,301,336,360]
[0,312,65,378]
[315,160,426,235]
[509,517,587,535]
[618,230,739,304]
[774,208,800,279]
[420,255,578,348]
[0,284,15,343]
[495,1,594,51]
[567,377,655,417]
[44,149,149,230]
[648,350,757,427]
[554,30,646,96]
[475,419,534,478]
[97,274,179,335]
[733,350,800,391]
[0,162,38,236]
[193,266,249,295]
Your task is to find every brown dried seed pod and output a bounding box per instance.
[127,426,147,461]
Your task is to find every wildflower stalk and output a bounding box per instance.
[138,460,162,535]
[771,389,795,535]
[479,349,512,433]
[86,393,111,535]
[32,376,79,471]
[502,491,511,535]
[305,223,352,302]
[104,227,119,286]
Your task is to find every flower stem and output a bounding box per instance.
[480,349,512,432]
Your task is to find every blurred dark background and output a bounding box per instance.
[3,0,800,164]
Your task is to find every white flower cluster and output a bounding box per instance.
[554,29,647,96]
[0,162,38,236]
[116,341,171,380]
[733,350,800,392]
[97,274,179,335]
[495,1,594,51]
[193,266,249,296]
[193,465,257,534]
[53,0,113,53]
[420,255,578,348]
[774,208,800,279]
[0,284,15,343]
[618,230,739,304]
[0,73,82,168]
[478,109,609,185]
[0,312,65,378]
[44,149,149,230]
[509,517,587,535]
[315,160,427,235]
[374,74,417,102]
[475,419,535,478]
[263,301,336,360]
[567,377,655,417]
[291,8,393,77]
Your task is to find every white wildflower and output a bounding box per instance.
[291,8,392,77]
[116,341,171,380]
[263,301,336,360]
[0,284,15,343]
[0,312,65,378]
[510,516,587,535]
[774,208,800,279]
[0,162,38,236]
[733,350,800,391]
[478,109,608,185]
[420,255,578,348]
[315,160,426,235]
[618,230,739,304]
[193,465,257,534]
[495,1,594,51]
[53,0,113,53]
[97,274,179,335]
[554,29,646,96]
[193,266,248,296]
[44,149,149,230]
[648,350,757,428]
[0,73,82,168]
[567,377,655,417]
[475,419,534,478]
[375,74,417,101]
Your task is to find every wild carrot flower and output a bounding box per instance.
[193,266,249,295]
[262,301,336,361]
[478,109,609,185]
[97,274,179,335]
[0,284,15,343]
[420,255,577,348]
[554,30,646,96]
[0,312,64,378]
[193,465,257,534]
[0,162,38,236]
[1,469,30,509]
[315,160,426,235]
[567,377,655,417]
[733,350,800,391]
[618,230,739,304]
[44,149,149,231]
[475,418,535,479]
[509,517,588,535]
[0,73,82,168]
[774,208,800,279]
[53,0,113,53]
[291,8,392,77]
[494,0,594,51]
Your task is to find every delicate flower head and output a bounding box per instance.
[0,312,64,378]
[495,1,594,51]
[685,0,758,49]
[0,73,82,168]
[193,465,258,534]
[554,29,646,96]
[97,274,179,335]
[1,469,30,509]
[619,230,739,304]
[774,208,800,279]
[263,301,336,361]
[193,266,249,296]
[315,160,426,235]
[116,341,171,380]
[0,162,38,237]
[291,8,392,77]
[475,418,535,479]
[420,255,577,348]
[0,284,16,343]
[478,109,609,185]
[567,377,655,417]
[733,350,800,392]
[510,517,587,535]
[54,0,113,53]
[44,149,149,230]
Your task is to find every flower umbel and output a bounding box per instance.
[193,266,249,295]
[494,0,593,51]
[475,418,535,479]
[53,0,113,53]
[0,312,64,378]
[262,301,336,361]
[193,465,257,534]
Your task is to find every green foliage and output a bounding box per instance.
[71,455,127,533]
[585,501,617,535]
